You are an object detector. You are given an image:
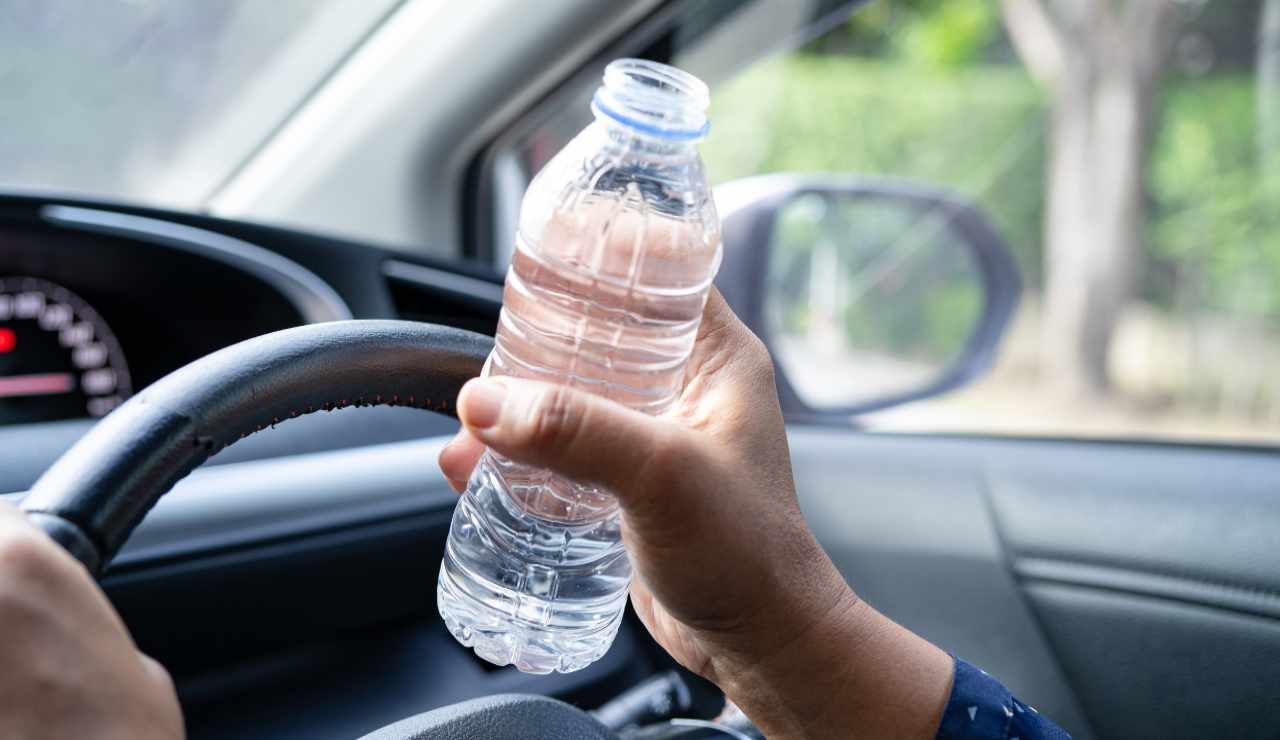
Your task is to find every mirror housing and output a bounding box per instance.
[714,174,1021,423]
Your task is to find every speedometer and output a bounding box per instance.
[0,277,132,425]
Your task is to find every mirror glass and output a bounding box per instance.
[764,192,984,409]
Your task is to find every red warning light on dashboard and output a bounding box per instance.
[0,328,14,353]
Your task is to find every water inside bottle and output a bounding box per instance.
[439,196,719,673]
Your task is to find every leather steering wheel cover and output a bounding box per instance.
[356,694,616,740]
[20,320,492,575]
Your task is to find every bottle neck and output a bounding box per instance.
[590,59,709,151]
[593,114,700,158]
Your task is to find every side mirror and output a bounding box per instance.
[714,174,1021,423]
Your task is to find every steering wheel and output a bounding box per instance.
[16,320,625,740]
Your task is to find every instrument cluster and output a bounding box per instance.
[0,207,332,426]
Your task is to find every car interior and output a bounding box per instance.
[3,1,1279,738]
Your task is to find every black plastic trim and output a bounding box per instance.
[42,205,352,323]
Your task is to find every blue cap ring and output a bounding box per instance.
[591,92,710,142]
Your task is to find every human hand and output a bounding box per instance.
[0,502,183,740]
[439,289,952,738]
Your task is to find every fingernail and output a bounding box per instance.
[460,379,506,429]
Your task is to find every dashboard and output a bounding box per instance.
[0,194,662,740]
[0,209,318,425]
[0,193,502,498]
[0,199,499,430]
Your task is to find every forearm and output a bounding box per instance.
[713,568,953,739]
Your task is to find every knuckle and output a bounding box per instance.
[642,428,691,489]
[0,580,35,623]
[147,657,179,695]
[647,428,683,470]
[0,528,57,584]
[627,429,706,521]
[0,536,54,627]
[746,333,774,373]
[527,385,582,451]
[734,332,777,389]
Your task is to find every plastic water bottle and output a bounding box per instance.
[437,59,722,674]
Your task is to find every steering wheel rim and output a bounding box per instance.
[17,319,643,739]
[20,319,492,576]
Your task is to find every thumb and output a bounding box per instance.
[456,376,688,502]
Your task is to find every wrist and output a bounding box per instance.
[710,564,953,739]
[710,579,868,738]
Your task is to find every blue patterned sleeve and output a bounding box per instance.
[935,657,1071,740]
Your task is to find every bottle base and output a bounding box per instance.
[437,563,624,675]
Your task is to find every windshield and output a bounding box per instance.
[0,0,401,207]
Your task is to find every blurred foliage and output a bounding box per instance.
[703,55,1047,287]
[896,0,999,68]
[835,267,980,362]
[696,0,1280,428]
[1149,76,1280,323]
[703,1,1278,330]
[764,192,983,364]
[809,0,1007,66]
[701,0,1280,373]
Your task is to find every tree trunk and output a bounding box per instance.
[1003,0,1176,397]
[1041,66,1154,395]
[1261,0,1280,178]
[1040,60,1102,393]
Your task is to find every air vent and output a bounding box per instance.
[382,259,501,335]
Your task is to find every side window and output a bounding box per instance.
[480,0,1280,445]
[698,0,1280,444]
[470,0,859,266]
